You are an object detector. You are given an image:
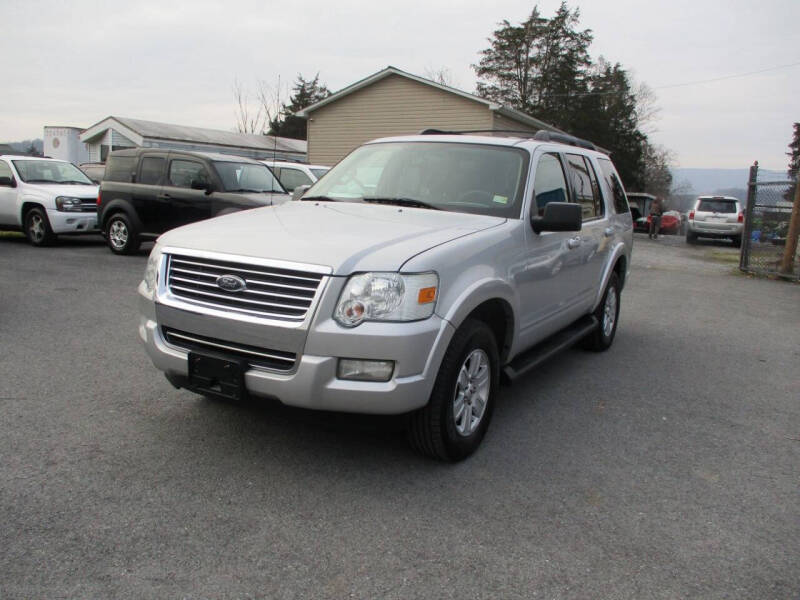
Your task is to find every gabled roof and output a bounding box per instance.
[295,66,564,133]
[80,116,307,154]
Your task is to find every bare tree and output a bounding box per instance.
[423,66,459,88]
[233,77,288,135]
[633,81,661,135]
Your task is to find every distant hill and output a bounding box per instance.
[0,138,44,155]
[672,167,787,195]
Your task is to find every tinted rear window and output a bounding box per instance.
[598,157,629,214]
[105,156,136,182]
[698,199,736,213]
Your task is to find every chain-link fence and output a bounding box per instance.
[740,164,799,281]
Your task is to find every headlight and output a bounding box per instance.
[334,272,438,327]
[142,247,162,298]
[55,196,82,212]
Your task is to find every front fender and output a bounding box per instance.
[438,276,517,338]
[99,198,143,232]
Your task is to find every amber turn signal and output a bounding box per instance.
[418,286,437,304]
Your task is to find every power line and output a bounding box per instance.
[654,60,800,90]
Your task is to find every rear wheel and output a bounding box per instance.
[408,319,499,461]
[686,231,697,244]
[731,235,742,248]
[584,272,620,352]
[105,212,140,255]
[24,207,57,246]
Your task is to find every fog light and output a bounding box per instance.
[337,358,394,382]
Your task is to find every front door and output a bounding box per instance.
[516,151,586,349]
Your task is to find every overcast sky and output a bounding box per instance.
[1,0,797,169]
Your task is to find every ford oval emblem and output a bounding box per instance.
[216,274,247,292]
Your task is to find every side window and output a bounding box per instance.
[105,156,136,182]
[0,161,13,181]
[139,157,165,185]
[269,167,281,178]
[566,153,604,220]
[598,157,629,214]
[168,160,208,188]
[532,153,569,216]
[278,167,313,191]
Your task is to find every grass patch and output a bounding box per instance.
[706,250,740,264]
[0,231,24,239]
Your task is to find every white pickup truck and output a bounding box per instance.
[0,155,99,246]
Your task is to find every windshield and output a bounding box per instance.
[305,142,529,218]
[12,160,94,185]
[213,161,286,193]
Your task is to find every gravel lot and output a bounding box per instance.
[1,232,798,599]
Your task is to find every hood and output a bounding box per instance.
[25,183,98,199]
[217,191,292,206]
[157,201,505,274]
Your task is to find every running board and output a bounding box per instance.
[502,315,599,382]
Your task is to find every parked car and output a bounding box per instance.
[0,154,99,246]
[98,149,291,254]
[138,131,633,461]
[79,162,107,183]
[686,195,743,246]
[262,160,330,192]
[644,209,681,235]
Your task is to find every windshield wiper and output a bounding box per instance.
[58,180,91,185]
[225,188,266,193]
[24,179,56,184]
[301,195,339,202]
[362,197,440,210]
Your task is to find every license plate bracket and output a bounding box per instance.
[188,352,246,401]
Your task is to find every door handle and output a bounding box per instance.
[158,194,172,200]
[567,236,582,249]
[604,227,614,237]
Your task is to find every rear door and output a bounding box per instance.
[131,153,168,232]
[161,157,214,230]
[563,152,611,310]
[0,160,18,225]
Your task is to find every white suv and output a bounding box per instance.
[262,160,330,192]
[685,195,743,247]
[0,155,99,246]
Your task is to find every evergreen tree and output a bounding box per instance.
[270,74,331,140]
[474,2,592,132]
[788,122,800,177]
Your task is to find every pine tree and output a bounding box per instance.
[270,74,331,140]
[788,122,800,177]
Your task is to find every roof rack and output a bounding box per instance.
[417,128,602,152]
[532,130,598,151]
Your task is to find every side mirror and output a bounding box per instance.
[191,179,213,194]
[292,184,310,201]
[531,202,582,234]
[0,176,16,188]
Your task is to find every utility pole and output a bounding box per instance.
[780,174,800,276]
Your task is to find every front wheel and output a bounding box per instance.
[105,212,140,255]
[24,207,57,246]
[584,272,620,352]
[408,319,499,461]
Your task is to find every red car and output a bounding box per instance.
[646,210,681,235]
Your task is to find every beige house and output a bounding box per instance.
[296,66,563,166]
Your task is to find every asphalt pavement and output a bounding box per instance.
[1,232,798,599]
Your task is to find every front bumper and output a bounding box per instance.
[138,286,454,415]
[46,208,98,234]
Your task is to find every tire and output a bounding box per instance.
[24,207,57,246]
[731,235,742,248]
[105,212,140,255]
[408,319,499,461]
[686,231,697,244]
[583,272,621,352]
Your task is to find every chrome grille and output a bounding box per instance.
[166,254,324,321]
[162,327,296,372]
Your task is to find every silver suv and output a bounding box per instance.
[686,195,743,246]
[138,132,633,460]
